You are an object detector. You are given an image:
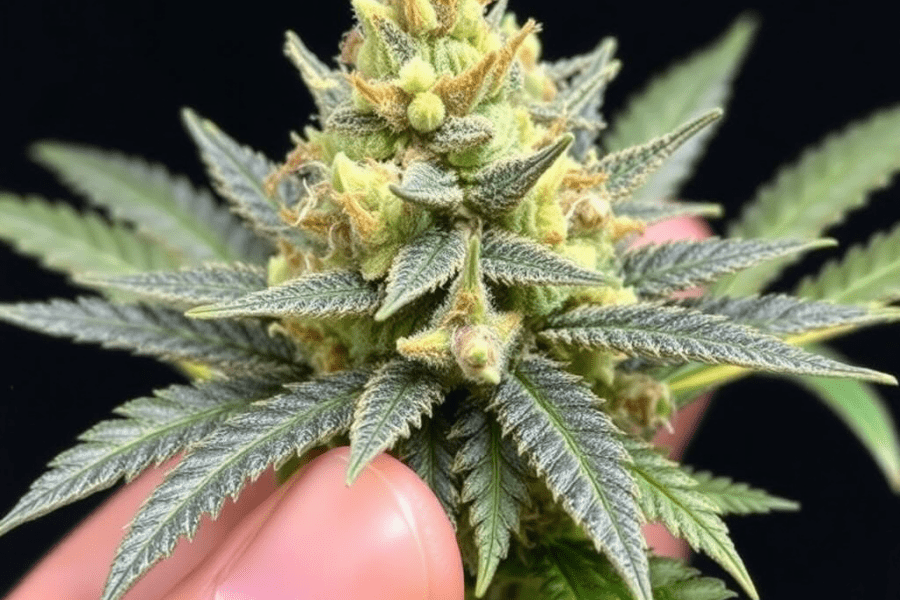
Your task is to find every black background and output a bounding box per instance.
[1,1,900,598]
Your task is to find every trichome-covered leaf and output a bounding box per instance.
[0,298,301,376]
[32,142,266,264]
[284,30,350,118]
[389,161,465,210]
[84,264,267,308]
[101,370,368,600]
[376,227,468,321]
[0,195,179,280]
[612,199,723,224]
[492,357,651,600]
[796,223,900,305]
[399,411,461,523]
[625,440,757,599]
[0,377,282,538]
[726,105,900,295]
[541,303,894,383]
[606,16,757,201]
[189,270,380,319]
[623,238,828,297]
[427,116,495,154]
[684,468,800,515]
[452,407,530,596]
[347,359,444,484]
[481,230,610,287]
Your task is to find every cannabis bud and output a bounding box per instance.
[2,1,900,599]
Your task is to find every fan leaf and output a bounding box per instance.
[188,270,380,320]
[612,199,723,224]
[796,223,900,305]
[541,303,895,383]
[606,16,757,201]
[626,440,757,599]
[492,357,651,600]
[346,359,444,484]
[83,264,267,308]
[684,468,800,515]
[481,230,610,287]
[0,377,282,538]
[0,298,301,376]
[452,407,530,596]
[597,110,722,203]
[376,227,468,321]
[0,195,178,280]
[623,238,829,298]
[726,104,900,295]
[32,142,266,264]
[101,370,368,600]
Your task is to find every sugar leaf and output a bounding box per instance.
[389,161,465,210]
[612,199,723,224]
[427,116,495,154]
[101,370,368,600]
[284,30,350,118]
[481,230,610,287]
[492,357,651,600]
[399,411,461,523]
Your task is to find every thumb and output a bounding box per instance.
[166,446,464,600]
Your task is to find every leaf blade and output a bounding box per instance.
[685,469,800,515]
[481,230,610,287]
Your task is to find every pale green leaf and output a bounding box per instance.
[607,16,757,200]
[796,223,900,305]
[684,468,800,514]
[389,161,465,210]
[623,238,829,298]
[726,104,900,295]
[0,377,282,538]
[188,270,380,320]
[649,557,737,600]
[452,407,530,596]
[598,110,722,203]
[347,359,444,483]
[399,411,460,522]
[541,303,895,383]
[0,195,178,280]
[481,230,610,287]
[427,116,495,155]
[626,440,757,599]
[32,142,267,264]
[793,345,900,493]
[83,264,267,308]
[376,228,468,321]
[181,108,311,246]
[467,135,573,213]
[284,30,350,118]
[0,298,301,376]
[101,370,368,600]
[492,358,651,600]
[612,199,723,224]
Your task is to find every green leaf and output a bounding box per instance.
[284,30,350,118]
[346,359,444,484]
[188,270,380,320]
[399,411,461,523]
[452,407,530,597]
[326,104,389,136]
[0,195,178,280]
[649,557,737,600]
[726,104,900,296]
[0,298,301,376]
[181,108,310,245]
[606,16,757,200]
[427,116,495,154]
[376,228,468,321]
[549,38,619,120]
[481,230,610,287]
[675,294,895,337]
[467,135,573,213]
[0,377,282,538]
[492,357,651,600]
[796,223,900,305]
[32,142,267,264]
[541,303,895,383]
[612,199,723,224]
[597,110,722,202]
[101,370,368,600]
[389,161,465,210]
[793,346,900,493]
[83,264,268,308]
[623,238,829,298]
[625,440,757,599]
[685,468,800,514]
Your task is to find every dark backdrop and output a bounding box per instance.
[1,1,899,598]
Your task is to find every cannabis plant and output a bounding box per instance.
[2,0,900,598]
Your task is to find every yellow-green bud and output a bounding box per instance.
[452,325,502,385]
[407,91,446,132]
[452,0,484,39]
[398,56,438,94]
